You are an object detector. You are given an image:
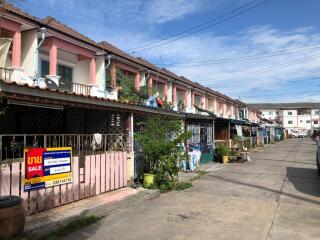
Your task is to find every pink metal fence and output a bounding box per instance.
[0,151,127,215]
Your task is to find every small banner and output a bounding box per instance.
[23,147,73,191]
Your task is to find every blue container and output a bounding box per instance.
[189,154,197,171]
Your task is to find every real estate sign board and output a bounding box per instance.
[23,147,72,191]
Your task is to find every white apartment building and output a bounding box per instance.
[250,103,320,134]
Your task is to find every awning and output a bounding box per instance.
[194,105,217,118]
[215,117,260,127]
[185,113,215,120]
[0,81,185,118]
[257,115,273,124]
[0,38,12,68]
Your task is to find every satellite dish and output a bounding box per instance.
[45,75,60,90]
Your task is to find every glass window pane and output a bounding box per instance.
[41,60,49,78]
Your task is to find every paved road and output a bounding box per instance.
[66,138,320,240]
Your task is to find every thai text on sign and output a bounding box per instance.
[23,147,73,191]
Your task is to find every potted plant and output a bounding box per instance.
[217,145,230,164]
[135,116,191,188]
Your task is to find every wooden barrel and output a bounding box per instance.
[0,195,25,239]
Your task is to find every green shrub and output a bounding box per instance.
[243,138,251,149]
[159,181,174,192]
[216,145,229,156]
[173,181,193,191]
[135,116,191,187]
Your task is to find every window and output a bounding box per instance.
[300,120,303,123]
[288,111,293,115]
[306,120,311,123]
[288,120,293,124]
[41,60,73,91]
[193,95,201,107]
[269,111,273,115]
[58,65,73,91]
[219,102,223,113]
[298,109,310,115]
[41,60,49,78]
[315,110,320,115]
[314,121,318,125]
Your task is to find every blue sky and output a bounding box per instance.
[16,0,320,103]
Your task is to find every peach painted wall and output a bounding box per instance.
[21,29,37,76]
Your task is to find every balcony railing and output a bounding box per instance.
[0,69,95,96]
[0,134,132,163]
[0,67,13,83]
[72,82,92,96]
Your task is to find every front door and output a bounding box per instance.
[200,126,208,153]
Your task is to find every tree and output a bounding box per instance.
[135,116,191,187]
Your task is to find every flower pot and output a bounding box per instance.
[143,173,156,188]
[222,155,229,164]
[0,195,25,239]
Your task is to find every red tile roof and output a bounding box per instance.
[4,3,242,106]
[1,80,186,117]
[4,2,41,22]
[42,17,99,47]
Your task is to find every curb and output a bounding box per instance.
[23,189,160,239]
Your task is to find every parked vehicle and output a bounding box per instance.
[291,130,307,138]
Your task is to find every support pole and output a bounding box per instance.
[0,135,2,195]
[228,120,231,147]
[250,126,253,148]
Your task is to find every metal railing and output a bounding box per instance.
[0,67,13,83]
[72,82,92,96]
[0,68,93,96]
[0,134,132,163]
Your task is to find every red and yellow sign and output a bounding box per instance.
[23,147,72,191]
[25,148,46,179]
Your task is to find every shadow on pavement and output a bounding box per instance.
[252,158,316,166]
[203,174,320,205]
[287,167,320,197]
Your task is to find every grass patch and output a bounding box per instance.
[173,181,193,191]
[191,170,209,181]
[29,216,100,240]
[157,181,193,192]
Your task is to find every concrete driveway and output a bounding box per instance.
[66,138,320,240]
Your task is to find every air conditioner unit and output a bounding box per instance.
[44,75,60,90]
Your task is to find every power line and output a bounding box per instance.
[130,0,271,54]
[204,51,320,84]
[210,73,320,88]
[157,43,320,67]
[234,90,320,98]
[126,0,262,52]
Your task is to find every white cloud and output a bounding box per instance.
[143,0,204,24]
[123,26,320,102]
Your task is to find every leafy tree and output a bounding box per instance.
[117,71,151,102]
[135,116,191,186]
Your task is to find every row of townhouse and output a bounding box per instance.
[0,4,263,215]
[251,103,320,135]
[0,4,260,123]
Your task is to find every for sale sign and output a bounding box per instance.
[23,147,73,191]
